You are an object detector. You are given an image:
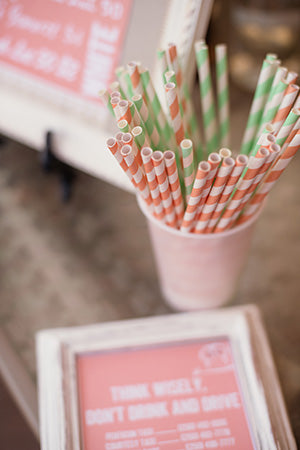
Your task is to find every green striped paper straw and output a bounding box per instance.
[140,68,170,148]
[215,44,230,147]
[129,101,142,127]
[117,119,129,133]
[276,107,300,148]
[266,53,278,61]
[98,89,114,115]
[240,58,278,154]
[132,125,150,149]
[116,65,134,99]
[132,94,160,149]
[195,42,219,155]
[157,48,169,85]
[182,83,204,163]
[115,66,133,99]
[257,66,288,135]
[180,139,195,200]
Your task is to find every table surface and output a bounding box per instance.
[0,85,299,446]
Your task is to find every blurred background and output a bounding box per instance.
[0,0,299,447]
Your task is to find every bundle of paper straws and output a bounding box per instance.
[100,41,300,233]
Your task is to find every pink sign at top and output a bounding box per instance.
[0,0,133,103]
[76,338,256,450]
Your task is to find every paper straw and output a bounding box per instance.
[127,61,144,98]
[257,67,288,134]
[115,131,124,149]
[118,99,133,126]
[157,48,169,84]
[151,151,177,228]
[167,44,203,159]
[250,123,275,157]
[282,116,300,152]
[128,101,142,128]
[215,44,230,147]
[165,82,185,153]
[121,144,152,208]
[286,71,298,84]
[182,82,204,162]
[99,89,114,115]
[193,152,222,230]
[115,66,132,98]
[132,94,159,148]
[121,132,143,169]
[165,70,184,116]
[164,151,185,223]
[167,43,183,94]
[110,96,122,121]
[117,119,129,133]
[180,161,211,233]
[219,147,232,160]
[196,157,235,233]
[140,68,170,147]
[266,53,278,61]
[106,137,136,186]
[110,81,126,99]
[180,139,195,201]
[231,142,280,224]
[206,154,249,233]
[240,58,278,154]
[214,147,270,232]
[195,42,219,154]
[131,125,150,149]
[141,147,165,221]
[276,108,300,148]
[238,129,300,225]
[271,84,300,134]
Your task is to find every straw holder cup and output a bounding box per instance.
[138,195,262,311]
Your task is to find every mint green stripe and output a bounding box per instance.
[220,118,229,140]
[218,87,228,109]
[204,103,216,125]
[207,133,219,154]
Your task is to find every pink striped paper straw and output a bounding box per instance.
[272,84,300,134]
[231,142,281,224]
[206,154,249,233]
[111,96,122,121]
[121,144,153,208]
[165,82,185,154]
[193,152,222,234]
[152,151,177,228]
[141,147,165,221]
[196,157,235,233]
[167,43,183,90]
[106,138,136,187]
[286,71,298,84]
[180,161,211,233]
[127,61,144,98]
[115,131,124,149]
[238,129,300,225]
[281,116,300,152]
[164,151,185,224]
[122,132,143,169]
[214,146,270,232]
[118,100,134,128]
[110,90,121,99]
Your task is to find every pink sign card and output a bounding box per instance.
[76,338,256,450]
[0,0,133,103]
